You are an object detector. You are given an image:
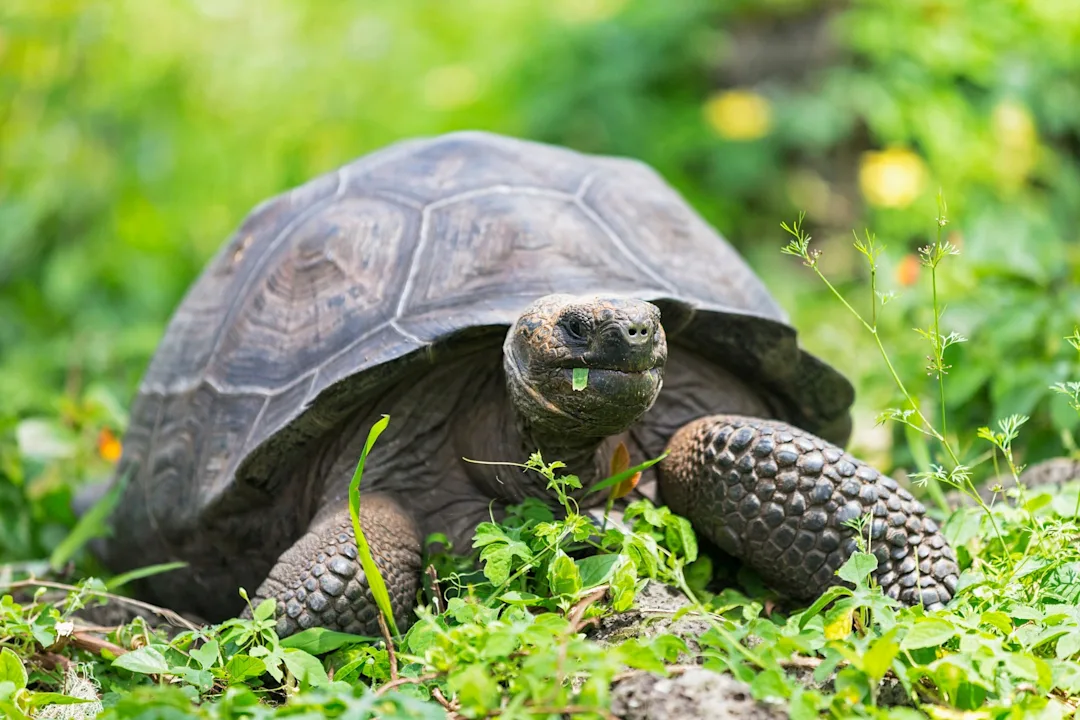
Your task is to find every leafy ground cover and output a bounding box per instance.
[3,208,1080,719]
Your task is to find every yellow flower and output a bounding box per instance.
[703,90,773,141]
[992,99,1038,189]
[97,428,123,464]
[858,148,927,208]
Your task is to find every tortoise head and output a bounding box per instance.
[503,294,667,438]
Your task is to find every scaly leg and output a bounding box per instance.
[252,494,421,637]
[660,415,959,609]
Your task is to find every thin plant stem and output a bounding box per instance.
[931,203,949,445]
[812,268,943,446]
[868,243,878,329]
[785,216,1013,571]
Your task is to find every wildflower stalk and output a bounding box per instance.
[781,211,1013,571]
[781,216,943,449]
[931,195,949,444]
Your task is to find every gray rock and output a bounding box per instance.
[611,669,787,720]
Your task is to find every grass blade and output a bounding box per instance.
[49,469,129,571]
[347,415,399,637]
[588,452,668,495]
[106,561,188,591]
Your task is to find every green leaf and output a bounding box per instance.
[548,550,582,597]
[616,639,667,673]
[498,591,544,606]
[663,515,698,563]
[472,522,511,548]
[479,534,532,586]
[174,666,214,692]
[1057,631,1080,660]
[347,415,400,637]
[981,610,1013,635]
[863,633,900,681]
[649,634,688,662]
[30,620,57,649]
[749,668,789,702]
[449,663,500,716]
[481,630,521,659]
[797,585,853,630]
[224,654,267,683]
[481,547,512,586]
[281,627,375,654]
[610,556,638,612]
[788,686,822,720]
[943,506,983,546]
[0,649,27,690]
[684,554,713,596]
[837,551,878,585]
[900,619,957,650]
[27,692,93,710]
[189,639,219,671]
[625,535,659,579]
[282,648,330,688]
[572,367,589,391]
[253,597,277,622]
[1001,653,1041,682]
[576,554,621,588]
[113,646,170,676]
[424,532,451,549]
[625,499,668,529]
[589,453,668,495]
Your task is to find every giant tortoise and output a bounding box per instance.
[92,131,959,636]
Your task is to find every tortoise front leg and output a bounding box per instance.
[659,415,960,609]
[252,494,422,637]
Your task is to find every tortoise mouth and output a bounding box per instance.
[555,355,663,374]
[560,366,663,395]
[562,366,661,380]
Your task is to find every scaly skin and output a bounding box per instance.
[250,494,421,637]
[660,415,960,608]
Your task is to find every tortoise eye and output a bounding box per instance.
[562,316,587,340]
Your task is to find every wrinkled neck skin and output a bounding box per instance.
[492,339,644,507]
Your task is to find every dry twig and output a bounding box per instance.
[2,579,200,631]
[374,671,440,696]
[567,585,608,634]
[376,611,398,681]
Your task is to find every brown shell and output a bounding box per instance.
[115,131,853,530]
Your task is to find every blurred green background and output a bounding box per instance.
[2,0,1080,562]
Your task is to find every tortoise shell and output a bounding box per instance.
[114,131,854,533]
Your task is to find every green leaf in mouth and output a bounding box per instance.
[572,367,589,391]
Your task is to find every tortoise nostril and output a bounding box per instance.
[625,322,652,345]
